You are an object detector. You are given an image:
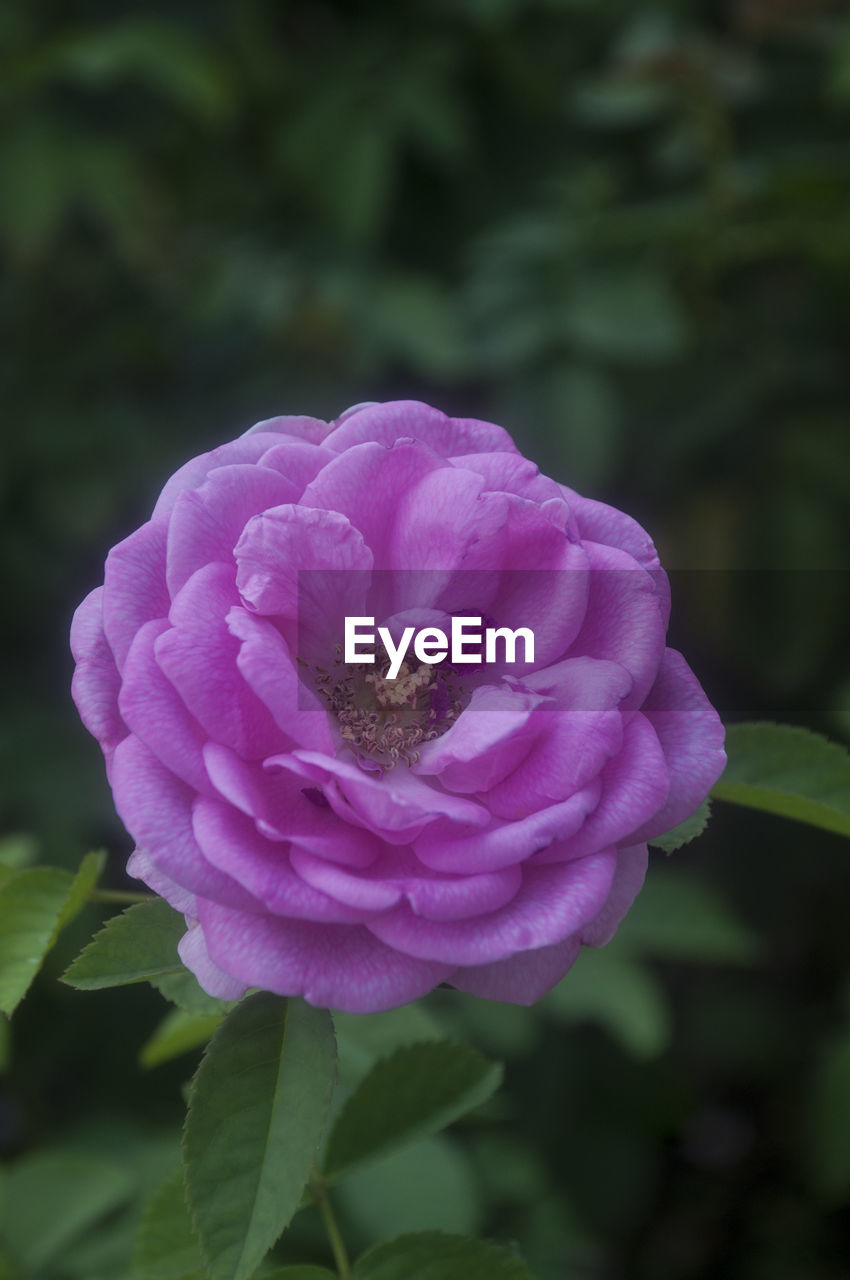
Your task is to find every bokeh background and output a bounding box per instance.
[2,2,850,1277]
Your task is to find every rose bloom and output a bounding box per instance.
[71,401,725,1013]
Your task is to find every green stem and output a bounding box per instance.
[88,889,153,904]
[311,1173,352,1280]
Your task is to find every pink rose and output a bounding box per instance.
[71,401,725,1012]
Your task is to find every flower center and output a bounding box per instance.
[313,648,463,770]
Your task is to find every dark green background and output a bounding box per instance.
[2,3,850,1277]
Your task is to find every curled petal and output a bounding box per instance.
[367,851,616,966]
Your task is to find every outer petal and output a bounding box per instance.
[244,414,333,444]
[119,619,213,796]
[570,541,667,708]
[532,713,669,864]
[70,587,126,754]
[166,464,296,597]
[450,935,582,1004]
[197,902,453,1014]
[152,432,301,520]
[103,521,170,670]
[178,924,248,1001]
[628,649,726,842]
[322,400,519,457]
[127,847,197,916]
[366,850,617,966]
[110,736,258,908]
[580,843,649,946]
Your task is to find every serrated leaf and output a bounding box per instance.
[0,856,102,1014]
[58,849,106,929]
[649,799,712,853]
[184,994,336,1280]
[134,1167,203,1280]
[614,871,762,964]
[62,898,185,989]
[150,967,234,1015]
[711,722,850,837]
[323,1042,502,1185]
[1,1150,134,1269]
[353,1231,536,1279]
[543,947,670,1058]
[140,1009,224,1069]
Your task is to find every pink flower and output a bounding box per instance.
[71,401,725,1013]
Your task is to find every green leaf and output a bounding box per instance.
[57,849,106,929]
[353,1231,537,1279]
[62,898,185,989]
[150,967,235,1015]
[323,1042,502,1184]
[1,1150,134,1270]
[711,722,850,838]
[134,1167,203,1280]
[337,1136,482,1243]
[184,994,336,1280]
[0,855,103,1014]
[140,1009,225,1069]
[649,799,712,853]
[543,947,671,1059]
[615,871,762,964]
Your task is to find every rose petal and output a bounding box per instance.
[367,851,616,966]
[580,842,649,946]
[450,934,582,1004]
[103,520,170,670]
[532,713,668,863]
[178,924,248,1000]
[152,432,296,520]
[166,463,296,597]
[413,782,601,874]
[155,563,283,759]
[193,798,369,922]
[323,400,518,457]
[197,902,453,1014]
[119,619,213,795]
[70,587,126,754]
[628,649,726,842]
[111,736,258,908]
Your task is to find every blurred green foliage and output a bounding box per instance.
[2,2,850,1277]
